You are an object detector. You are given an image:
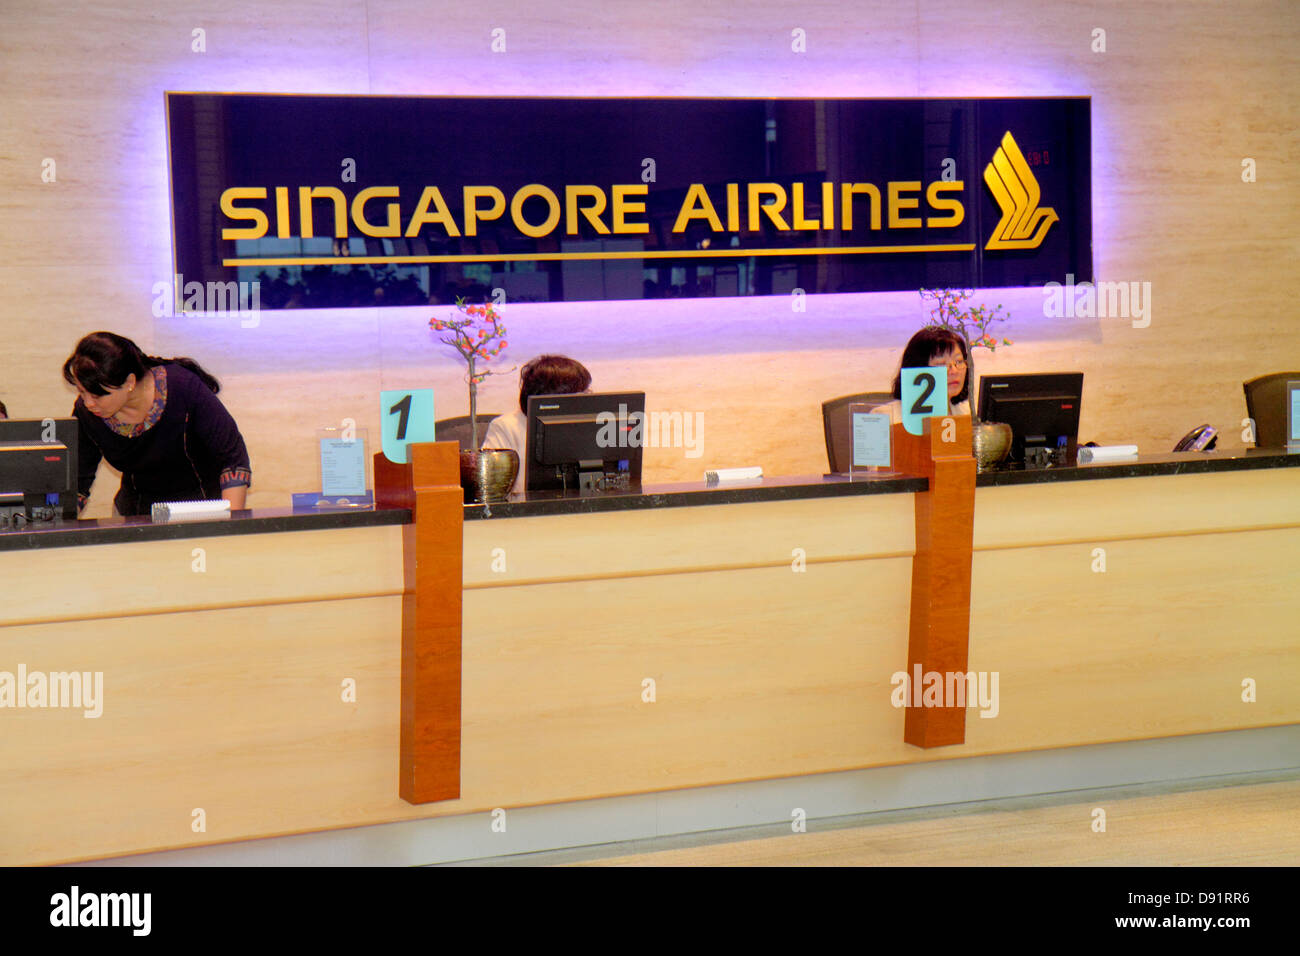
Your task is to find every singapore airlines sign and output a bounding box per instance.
[167,95,1091,309]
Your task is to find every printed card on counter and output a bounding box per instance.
[851,412,891,468]
[320,436,367,496]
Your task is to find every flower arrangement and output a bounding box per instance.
[919,288,1013,352]
[919,288,1013,422]
[429,297,511,452]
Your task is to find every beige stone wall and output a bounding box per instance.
[1,1,1296,514]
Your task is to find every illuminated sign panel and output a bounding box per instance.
[166,94,1091,309]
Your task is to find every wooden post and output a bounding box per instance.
[375,441,464,803]
[892,416,976,748]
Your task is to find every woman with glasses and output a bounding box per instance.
[870,326,972,424]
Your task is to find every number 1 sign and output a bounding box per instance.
[900,368,948,436]
[380,389,437,463]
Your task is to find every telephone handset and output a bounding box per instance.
[1173,424,1217,452]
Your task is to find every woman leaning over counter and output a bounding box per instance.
[62,331,251,516]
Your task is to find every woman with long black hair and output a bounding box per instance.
[62,331,251,516]
[871,326,973,425]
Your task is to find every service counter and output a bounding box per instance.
[2,448,1298,865]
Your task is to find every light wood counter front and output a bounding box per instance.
[2,461,1298,865]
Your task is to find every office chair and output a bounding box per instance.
[822,391,893,473]
[1243,372,1300,448]
[434,414,502,453]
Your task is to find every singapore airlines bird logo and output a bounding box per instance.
[984,132,1059,250]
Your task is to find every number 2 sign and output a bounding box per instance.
[380,389,436,463]
[900,368,948,436]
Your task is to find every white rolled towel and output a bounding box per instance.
[704,466,763,483]
[151,499,233,521]
[1077,445,1139,464]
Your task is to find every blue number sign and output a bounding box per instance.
[900,367,947,437]
[380,389,437,464]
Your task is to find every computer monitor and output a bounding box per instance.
[525,392,647,493]
[978,373,1084,466]
[0,418,79,520]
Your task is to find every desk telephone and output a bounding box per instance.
[1173,424,1218,452]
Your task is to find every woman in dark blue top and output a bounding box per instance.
[62,331,251,516]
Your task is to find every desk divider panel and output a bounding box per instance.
[892,416,977,748]
[375,442,464,804]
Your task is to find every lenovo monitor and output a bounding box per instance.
[978,373,1084,466]
[525,392,647,494]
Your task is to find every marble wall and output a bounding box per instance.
[1,0,1296,512]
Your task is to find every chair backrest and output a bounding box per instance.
[434,413,501,453]
[821,391,893,473]
[1243,372,1300,448]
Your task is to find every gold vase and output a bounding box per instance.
[459,449,520,503]
[972,422,1013,471]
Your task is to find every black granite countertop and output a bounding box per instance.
[463,471,926,520]
[0,506,411,552]
[465,447,1300,519]
[2,449,1294,545]
[975,446,1300,487]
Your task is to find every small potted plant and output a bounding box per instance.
[919,288,1014,469]
[429,298,518,501]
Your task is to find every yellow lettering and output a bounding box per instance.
[298,187,348,239]
[220,187,269,240]
[821,182,835,230]
[790,183,819,229]
[672,184,724,232]
[510,184,561,238]
[352,186,401,238]
[726,183,739,231]
[747,183,789,231]
[405,187,460,237]
[274,187,290,238]
[463,186,506,237]
[611,184,649,234]
[841,183,881,231]
[925,180,965,228]
[565,185,609,235]
[888,181,922,229]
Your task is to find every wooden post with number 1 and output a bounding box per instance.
[375,441,464,803]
